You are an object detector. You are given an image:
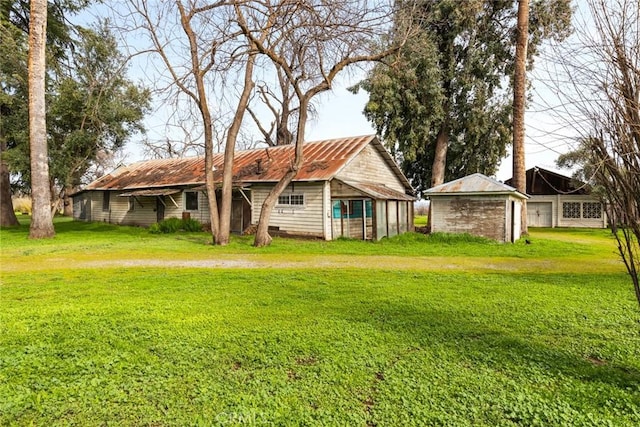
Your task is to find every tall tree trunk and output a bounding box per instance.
[28,0,55,238]
[177,3,220,243]
[0,138,19,227]
[63,186,73,216]
[427,122,449,232]
[203,108,221,244]
[513,0,529,235]
[218,49,257,245]
[254,103,309,247]
[431,123,449,187]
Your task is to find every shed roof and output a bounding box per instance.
[424,173,528,199]
[81,135,413,193]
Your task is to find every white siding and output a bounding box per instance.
[251,182,325,237]
[92,193,157,227]
[528,201,553,227]
[81,190,211,227]
[336,144,405,192]
[331,180,369,198]
[178,191,211,224]
[89,191,112,223]
[322,181,331,240]
[527,195,607,228]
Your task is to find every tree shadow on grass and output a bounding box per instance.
[2,216,149,237]
[340,300,640,390]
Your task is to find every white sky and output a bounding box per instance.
[79,2,581,184]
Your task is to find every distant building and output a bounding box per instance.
[506,167,607,228]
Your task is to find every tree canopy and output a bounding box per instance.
[354,0,572,196]
[1,2,150,222]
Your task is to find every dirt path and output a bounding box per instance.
[3,253,620,274]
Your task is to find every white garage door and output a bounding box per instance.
[528,202,552,227]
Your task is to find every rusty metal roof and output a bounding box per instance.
[424,173,528,199]
[84,135,411,192]
[84,156,205,191]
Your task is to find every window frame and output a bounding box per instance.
[184,191,199,211]
[582,202,602,219]
[562,202,581,219]
[332,199,373,219]
[562,201,603,220]
[102,191,110,212]
[276,193,305,207]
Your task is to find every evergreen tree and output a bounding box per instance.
[354,0,571,196]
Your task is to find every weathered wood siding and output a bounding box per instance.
[336,144,405,192]
[76,190,211,227]
[331,180,367,198]
[251,182,325,238]
[329,181,414,240]
[431,195,508,241]
[177,191,211,224]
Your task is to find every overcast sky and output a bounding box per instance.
[79,3,582,183]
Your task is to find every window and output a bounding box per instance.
[332,199,373,219]
[562,202,581,219]
[128,197,135,212]
[583,202,602,219]
[185,191,199,210]
[102,191,110,211]
[563,201,603,219]
[277,193,304,206]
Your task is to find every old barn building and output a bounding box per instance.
[424,173,528,243]
[72,135,415,240]
[506,167,607,228]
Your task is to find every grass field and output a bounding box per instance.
[1,218,639,426]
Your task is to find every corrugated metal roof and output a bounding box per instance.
[424,173,528,199]
[225,135,374,183]
[84,135,413,192]
[85,157,204,191]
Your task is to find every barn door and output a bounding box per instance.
[528,202,552,227]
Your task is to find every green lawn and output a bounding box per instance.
[1,218,639,426]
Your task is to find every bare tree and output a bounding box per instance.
[120,0,259,245]
[234,0,407,247]
[547,0,640,308]
[28,0,55,238]
[513,0,529,235]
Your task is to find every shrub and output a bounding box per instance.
[182,217,203,232]
[149,217,202,234]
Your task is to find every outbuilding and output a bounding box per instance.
[505,167,607,228]
[424,173,528,243]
